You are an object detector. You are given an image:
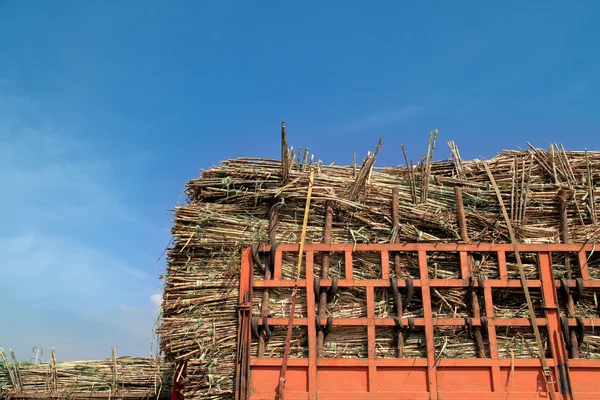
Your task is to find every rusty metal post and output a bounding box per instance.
[258,200,278,357]
[558,188,579,359]
[392,187,404,357]
[454,187,486,358]
[317,200,334,357]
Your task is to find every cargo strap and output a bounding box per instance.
[276,167,315,400]
[484,162,558,400]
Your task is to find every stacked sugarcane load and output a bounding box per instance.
[0,348,172,399]
[160,126,600,398]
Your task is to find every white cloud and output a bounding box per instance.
[150,293,163,307]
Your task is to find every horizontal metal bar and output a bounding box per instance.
[250,392,598,400]
[254,279,542,288]
[555,279,600,288]
[568,359,600,367]
[312,393,598,400]
[564,318,600,327]
[256,243,595,252]
[262,317,548,327]
[250,393,593,400]
[250,393,310,400]
[250,358,559,367]
[255,280,308,287]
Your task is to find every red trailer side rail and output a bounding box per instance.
[236,243,600,400]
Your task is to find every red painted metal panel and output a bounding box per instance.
[316,367,369,392]
[499,367,549,394]
[437,367,494,392]
[376,367,428,392]
[569,368,600,393]
[251,367,308,394]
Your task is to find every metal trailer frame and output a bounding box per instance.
[236,243,600,400]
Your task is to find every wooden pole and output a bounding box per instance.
[483,162,557,400]
[455,187,469,243]
[392,187,404,357]
[317,200,334,357]
[258,200,279,357]
[281,121,289,185]
[558,188,579,358]
[558,189,572,279]
[277,168,315,399]
[454,187,486,358]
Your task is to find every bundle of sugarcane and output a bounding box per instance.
[252,326,308,358]
[435,326,543,359]
[160,137,600,398]
[376,329,428,358]
[580,331,600,359]
[496,327,550,359]
[434,327,489,359]
[252,288,308,318]
[0,362,10,396]
[182,357,235,399]
[327,288,368,318]
[492,289,544,318]
[587,253,600,279]
[322,327,369,358]
[557,291,599,319]
[0,349,172,399]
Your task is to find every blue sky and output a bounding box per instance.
[0,1,598,361]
